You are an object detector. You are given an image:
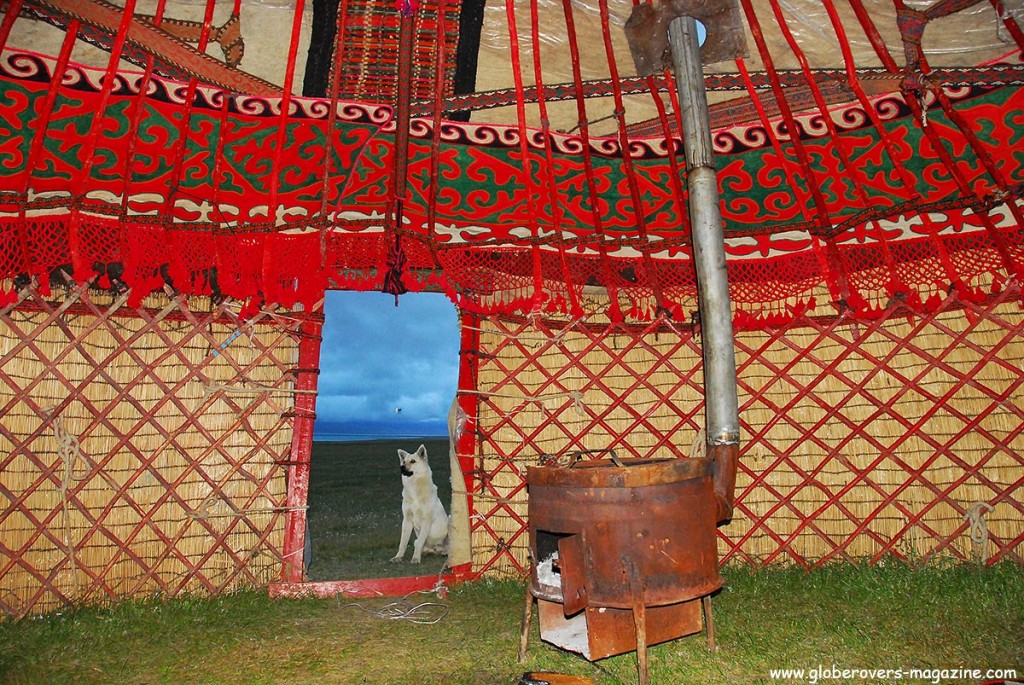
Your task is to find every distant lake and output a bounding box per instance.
[312,419,448,442]
[313,432,448,442]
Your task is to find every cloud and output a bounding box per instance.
[315,290,460,429]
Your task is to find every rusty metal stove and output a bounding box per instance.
[517,3,747,682]
[518,453,724,685]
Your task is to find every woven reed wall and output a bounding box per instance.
[0,280,300,618]
[467,290,1024,576]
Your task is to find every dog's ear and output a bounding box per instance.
[398,448,410,462]
[416,444,427,462]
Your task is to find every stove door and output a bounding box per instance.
[558,534,589,615]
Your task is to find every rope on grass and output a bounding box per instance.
[339,588,450,625]
[964,501,995,563]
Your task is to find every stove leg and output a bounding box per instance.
[631,596,649,685]
[518,583,534,662]
[702,594,716,652]
[626,561,650,685]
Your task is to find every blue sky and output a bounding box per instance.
[312,290,461,439]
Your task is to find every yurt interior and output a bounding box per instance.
[0,0,1022,682]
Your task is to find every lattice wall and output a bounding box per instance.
[464,288,1024,576]
[0,279,307,618]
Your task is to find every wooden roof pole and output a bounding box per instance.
[31,0,282,95]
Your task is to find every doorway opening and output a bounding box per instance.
[306,290,461,581]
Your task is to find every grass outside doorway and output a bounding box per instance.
[305,438,452,581]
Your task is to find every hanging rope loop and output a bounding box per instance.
[43,406,91,493]
[963,501,994,563]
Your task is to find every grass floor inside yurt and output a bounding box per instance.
[1,562,1021,684]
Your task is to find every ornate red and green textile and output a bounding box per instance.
[0,50,1022,322]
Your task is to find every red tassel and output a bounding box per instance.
[382,233,408,306]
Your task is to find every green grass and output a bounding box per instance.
[0,564,1020,684]
[1,440,1021,683]
[305,438,452,580]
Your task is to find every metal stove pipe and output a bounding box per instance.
[668,15,740,522]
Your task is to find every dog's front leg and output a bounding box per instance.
[392,515,413,562]
[410,513,431,564]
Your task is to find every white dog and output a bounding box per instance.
[391,444,449,564]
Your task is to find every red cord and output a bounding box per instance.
[766,0,905,298]
[502,0,545,311]
[559,0,621,320]
[0,0,24,52]
[646,72,689,241]
[267,0,309,222]
[73,0,140,197]
[892,0,1022,277]
[15,19,80,279]
[530,0,581,316]
[847,0,902,72]
[738,0,853,306]
[423,0,449,276]
[159,0,218,222]
[119,0,170,221]
[595,0,667,315]
[821,0,963,291]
